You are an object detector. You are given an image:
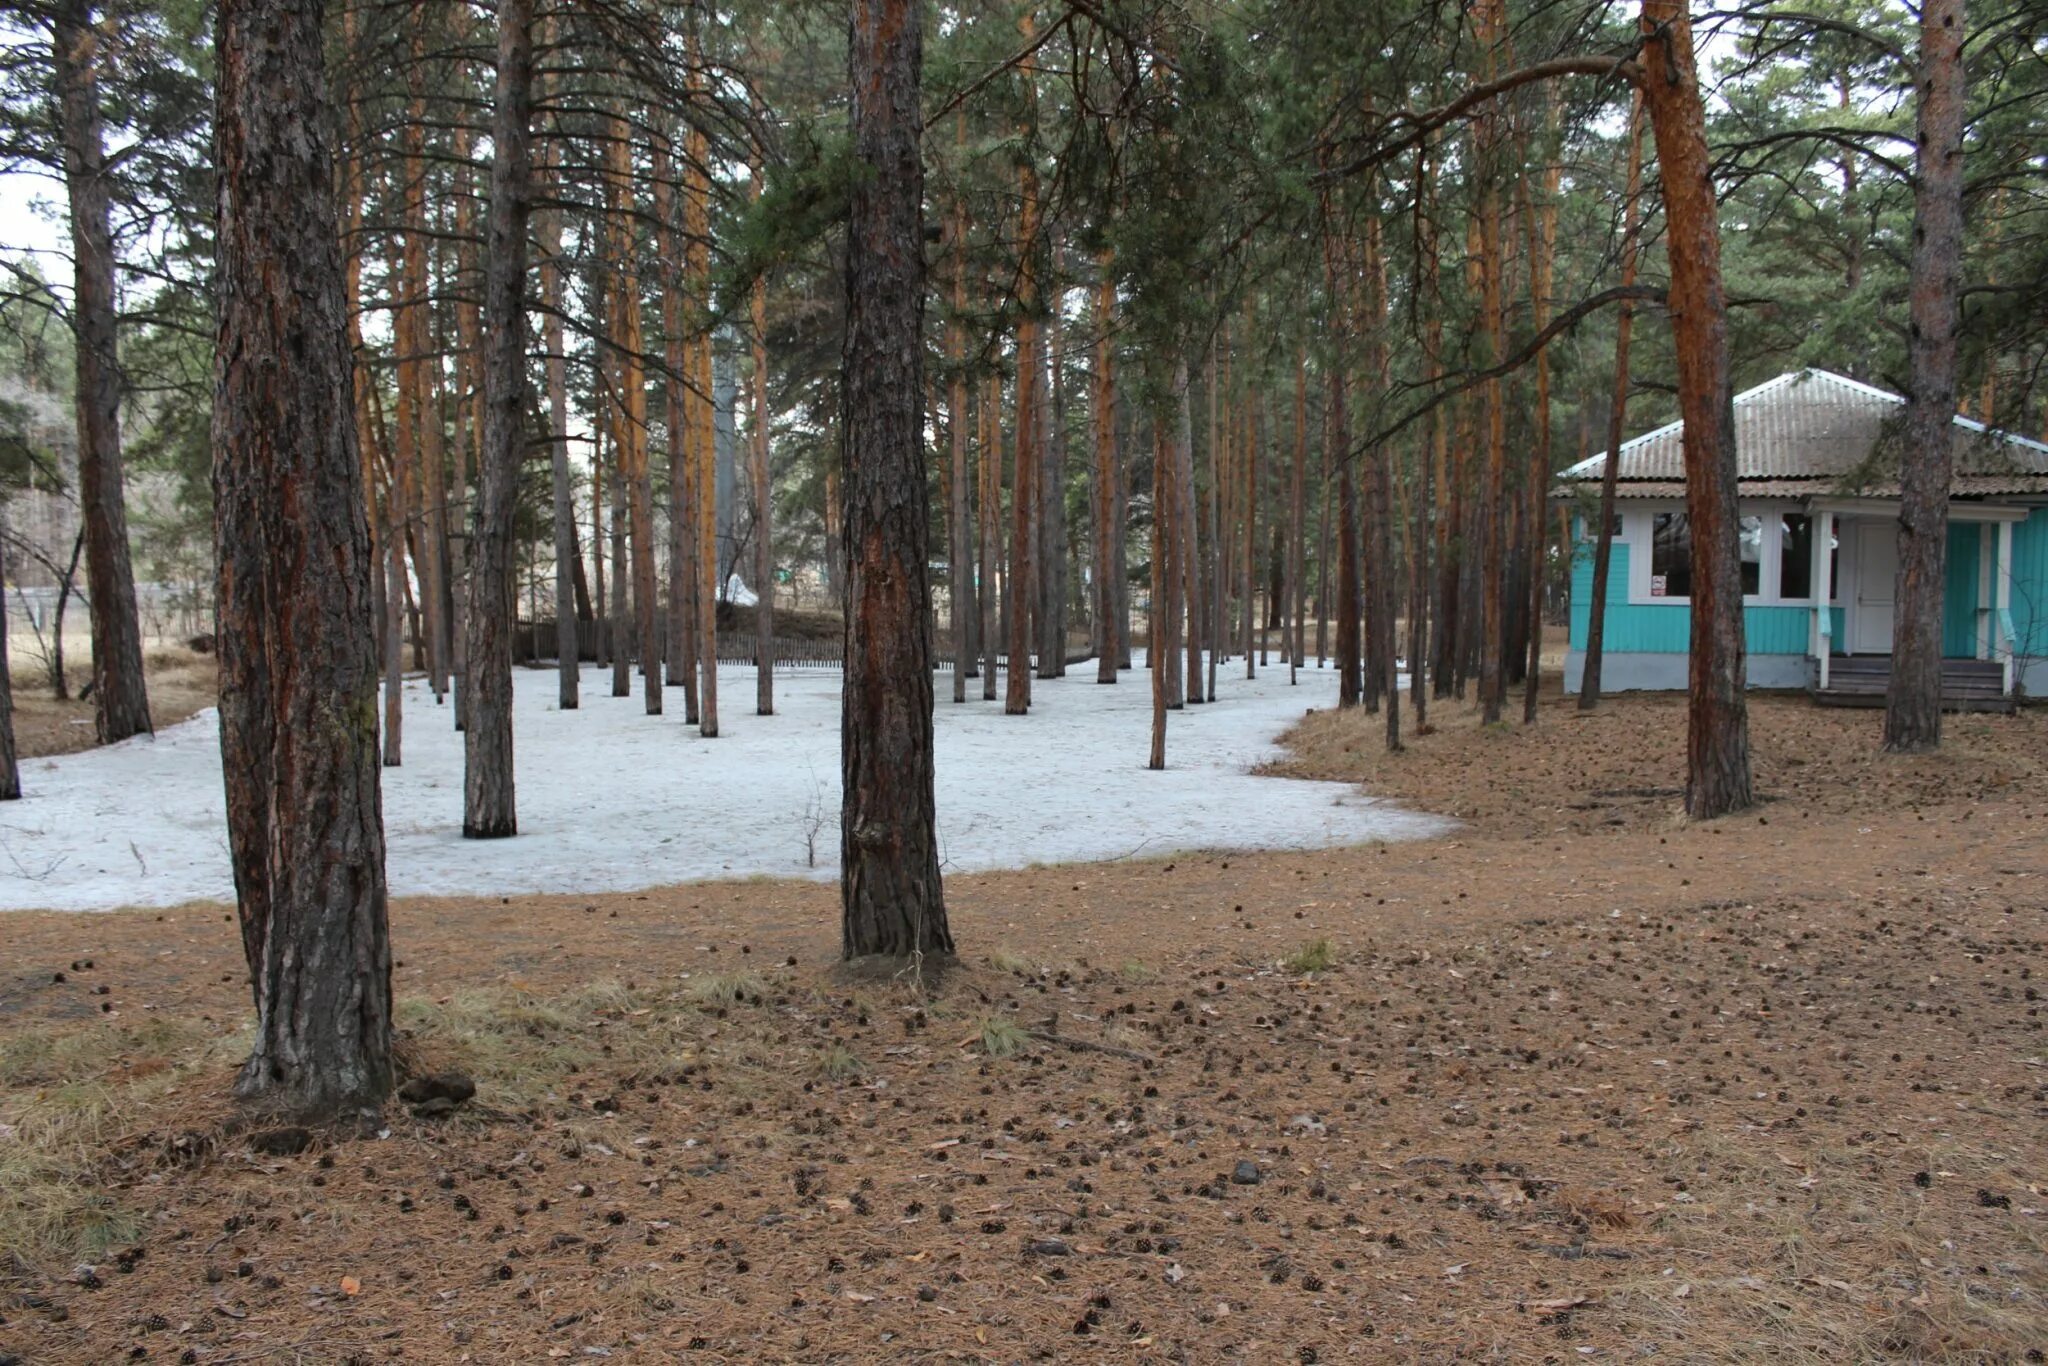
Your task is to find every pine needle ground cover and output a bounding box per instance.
[1,693,2044,1362]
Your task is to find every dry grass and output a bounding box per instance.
[8,644,217,759]
[0,1014,242,1269]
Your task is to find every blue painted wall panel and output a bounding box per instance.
[2011,508,2048,658]
[1942,521,1980,659]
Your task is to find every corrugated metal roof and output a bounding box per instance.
[1559,369,2048,496]
[1571,475,2048,500]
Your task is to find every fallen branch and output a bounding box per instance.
[1024,1029,1155,1063]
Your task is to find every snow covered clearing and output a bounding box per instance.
[0,656,1447,912]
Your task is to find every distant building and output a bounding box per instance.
[1558,369,2048,706]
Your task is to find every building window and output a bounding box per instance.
[1636,505,1835,607]
[1738,515,1763,595]
[1576,512,1624,543]
[1779,513,1813,598]
[1650,512,1690,597]
[1776,514,1842,603]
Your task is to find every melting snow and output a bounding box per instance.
[0,654,1446,911]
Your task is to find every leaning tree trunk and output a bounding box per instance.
[1884,0,1966,752]
[214,0,391,1119]
[840,0,950,960]
[1580,90,1643,711]
[462,0,533,839]
[1639,0,1753,817]
[53,0,150,744]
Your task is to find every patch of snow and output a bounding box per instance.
[0,654,1447,912]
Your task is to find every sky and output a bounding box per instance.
[0,167,71,286]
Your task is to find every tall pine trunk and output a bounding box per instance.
[1149,379,1182,769]
[1524,117,1560,724]
[1475,24,1508,722]
[1092,255,1120,683]
[685,85,719,736]
[1175,354,1199,707]
[0,537,18,798]
[1007,47,1041,716]
[751,139,776,715]
[947,149,971,704]
[215,0,391,1118]
[1289,347,1308,681]
[1639,0,1753,817]
[654,135,694,710]
[1884,0,1966,751]
[462,0,533,839]
[605,114,661,714]
[541,109,578,710]
[1580,91,1644,710]
[979,373,1001,700]
[841,0,949,958]
[53,0,150,744]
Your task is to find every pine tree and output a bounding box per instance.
[214,0,391,1119]
[840,0,949,960]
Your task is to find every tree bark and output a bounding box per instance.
[685,91,719,737]
[462,0,533,839]
[1580,91,1644,710]
[1290,346,1308,682]
[608,406,630,698]
[1092,254,1119,683]
[604,113,661,715]
[1007,37,1041,717]
[382,510,404,764]
[840,0,950,960]
[1043,292,1071,681]
[53,0,150,745]
[654,134,694,710]
[214,0,392,1119]
[751,143,775,716]
[402,18,448,705]
[1174,354,1199,708]
[1203,344,1222,697]
[1524,110,1560,725]
[1475,9,1509,724]
[1639,0,1754,818]
[540,107,578,711]
[0,537,18,799]
[1236,378,1253,679]
[1884,0,1966,752]
[1148,394,1174,770]
[947,137,971,705]
[979,373,1000,700]
[1333,368,1360,708]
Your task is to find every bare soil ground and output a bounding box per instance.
[2,682,2045,1363]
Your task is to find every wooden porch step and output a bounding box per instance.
[1809,656,2012,712]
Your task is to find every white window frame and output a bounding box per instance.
[1622,500,1826,608]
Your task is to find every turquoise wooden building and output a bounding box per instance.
[1561,369,2048,705]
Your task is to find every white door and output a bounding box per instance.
[1853,520,1897,654]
